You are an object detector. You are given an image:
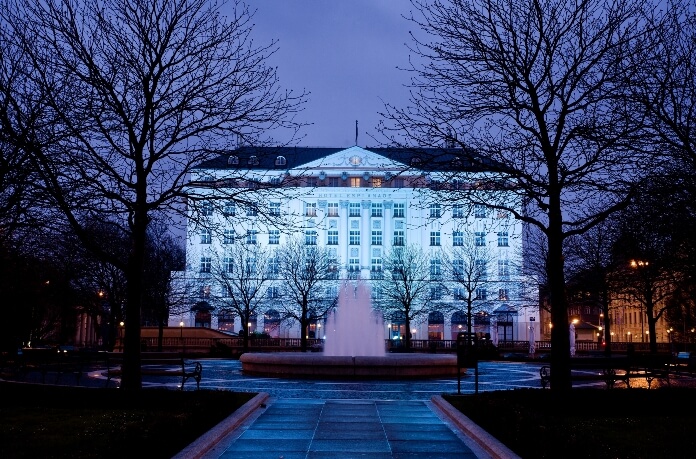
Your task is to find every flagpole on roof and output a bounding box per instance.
[355,120,358,146]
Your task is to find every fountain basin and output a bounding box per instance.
[240,352,460,379]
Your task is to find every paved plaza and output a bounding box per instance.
[104,359,553,398]
[102,359,556,459]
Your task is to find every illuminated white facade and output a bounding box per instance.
[171,146,537,342]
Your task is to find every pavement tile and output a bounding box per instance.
[220,452,308,459]
[379,416,440,424]
[316,421,383,431]
[223,438,312,452]
[389,440,469,454]
[382,423,455,433]
[385,430,462,441]
[313,429,387,440]
[307,452,394,459]
[309,439,391,453]
[238,428,316,440]
[392,453,479,459]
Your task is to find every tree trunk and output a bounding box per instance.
[548,200,571,391]
[120,215,147,390]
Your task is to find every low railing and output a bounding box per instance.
[133,336,680,355]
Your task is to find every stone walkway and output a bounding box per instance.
[199,398,492,459]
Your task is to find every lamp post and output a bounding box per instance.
[179,321,184,354]
[119,321,124,352]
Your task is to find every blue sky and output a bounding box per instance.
[246,1,415,147]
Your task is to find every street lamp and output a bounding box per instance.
[119,321,124,352]
[627,331,632,343]
[179,321,184,354]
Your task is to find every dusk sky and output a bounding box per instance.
[247,1,417,148]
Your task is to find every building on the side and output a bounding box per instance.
[170,145,538,343]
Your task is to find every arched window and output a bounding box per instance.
[428,311,445,340]
[263,309,281,338]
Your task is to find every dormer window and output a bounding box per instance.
[275,156,287,166]
[411,157,421,166]
[228,155,239,165]
[248,156,259,166]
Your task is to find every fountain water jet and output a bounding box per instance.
[323,281,385,357]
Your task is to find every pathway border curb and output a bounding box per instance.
[172,392,270,459]
[431,395,521,459]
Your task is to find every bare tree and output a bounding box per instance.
[208,241,273,351]
[565,220,620,355]
[142,222,185,350]
[444,232,495,337]
[373,245,437,350]
[380,0,660,390]
[275,236,336,352]
[2,0,306,389]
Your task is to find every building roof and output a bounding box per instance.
[194,146,506,173]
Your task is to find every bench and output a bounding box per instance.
[540,355,672,389]
[673,352,696,375]
[105,352,202,390]
[15,347,101,385]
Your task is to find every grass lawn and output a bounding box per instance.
[444,387,696,459]
[0,382,255,459]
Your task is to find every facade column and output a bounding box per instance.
[361,200,371,275]
[383,200,393,252]
[318,200,327,245]
[340,200,349,273]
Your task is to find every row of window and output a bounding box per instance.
[200,228,509,247]
[200,255,512,280]
[198,278,514,302]
[200,201,507,220]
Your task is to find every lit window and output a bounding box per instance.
[498,260,510,279]
[430,231,441,246]
[223,257,234,273]
[328,202,339,217]
[268,230,280,245]
[453,259,464,276]
[499,289,509,301]
[429,204,441,218]
[452,205,464,218]
[430,258,442,279]
[393,230,405,246]
[305,230,317,245]
[269,202,280,216]
[476,259,487,279]
[327,230,339,245]
[372,177,382,188]
[200,229,211,244]
[453,231,464,246]
[349,177,361,188]
[223,201,235,216]
[497,232,509,247]
[305,202,317,217]
[223,229,235,244]
[371,203,383,217]
[349,230,361,245]
[199,257,211,273]
[371,230,382,245]
[475,232,486,247]
[201,201,213,216]
[393,203,405,218]
[349,203,361,217]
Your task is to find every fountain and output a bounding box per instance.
[240,280,457,379]
[323,281,385,357]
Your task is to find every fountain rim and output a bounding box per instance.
[239,352,459,379]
